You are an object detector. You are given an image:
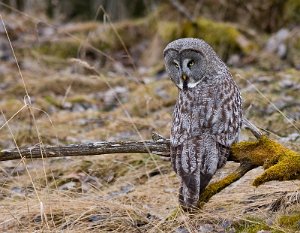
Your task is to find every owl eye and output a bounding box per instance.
[174,62,179,69]
[187,60,194,68]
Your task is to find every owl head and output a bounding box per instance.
[163,38,224,90]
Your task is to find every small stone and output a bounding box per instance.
[221,219,232,229]
[88,214,106,222]
[279,79,294,88]
[163,188,176,193]
[279,133,300,143]
[120,184,135,194]
[227,54,241,67]
[198,224,214,233]
[175,226,189,233]
[58,181,77,191]
[103,86,128,110]
[277,43,287,58]
[265,218,273,226]
[11,187,24,196]
[265,28,289,54]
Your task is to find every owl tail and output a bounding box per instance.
[178,169,214,210]
[171,135,219,209]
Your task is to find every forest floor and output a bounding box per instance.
[0,7,300,233]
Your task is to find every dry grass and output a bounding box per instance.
[0,5,300,233]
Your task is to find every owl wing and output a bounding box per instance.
[209,73,243,167]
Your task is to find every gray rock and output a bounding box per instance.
[103,86,128,110]
[227,54,241,67]
[0,39,12,61]
[176,226,189,233]
[58,181,77,191]
[221,219,232,229]
[198,224,214,233]
[279,133,300,143]
[265,28,289,58]
[277,43,287,58]
[279,79,294,89]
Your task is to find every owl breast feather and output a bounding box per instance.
[171,78,242,148]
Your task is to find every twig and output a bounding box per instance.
[243,117,263,139]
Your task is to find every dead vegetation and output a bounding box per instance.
[0,1,300,232]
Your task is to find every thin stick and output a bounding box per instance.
[243,118,263,139]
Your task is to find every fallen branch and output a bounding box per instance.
[0,118,261,162]
[0,140,170,161]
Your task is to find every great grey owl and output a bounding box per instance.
[163,38,242,209]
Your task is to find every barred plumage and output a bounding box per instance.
[164,38,242,209]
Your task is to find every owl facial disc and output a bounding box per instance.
[164,45,207,91]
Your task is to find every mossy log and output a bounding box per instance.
[232,135,300,186]
[198,161,256,207]
[198,135,300,207]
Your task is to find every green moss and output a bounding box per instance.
[198,170,242,207]
[231,136,283,167]
[91,17,156,52]
[44,95,62,108]
[284,0,300,25]
[192,18,242,58]
[68,95,95,105]
[278,212,300,231]
[157,21,180,42]
[196,135,299,207]
[235,217,283,233]
[231,136,300,186]
[36,40,80,58]
[158,17,257,60]
[254,152,300,186]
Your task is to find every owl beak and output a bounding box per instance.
[182,74,188,90]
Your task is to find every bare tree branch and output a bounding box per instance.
[0,140,170,161]
[0,118,263,162]
[243,118,263,139]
